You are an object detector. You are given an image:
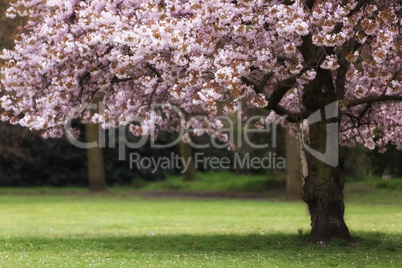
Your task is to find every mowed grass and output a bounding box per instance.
[0,184,401,268]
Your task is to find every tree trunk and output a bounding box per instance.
[85,123,107,192]
[179,140,197,181]
[285,132,301,200]
[302,121,352,243]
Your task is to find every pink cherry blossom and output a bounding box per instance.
[0,0,401,152]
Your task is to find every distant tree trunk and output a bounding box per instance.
[179,140,197,181]
[285,132,301,200]
[85,123,107,192]
[302,121,352,243]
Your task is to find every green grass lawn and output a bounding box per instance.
[0,182,401,267]
[135,171,285,193]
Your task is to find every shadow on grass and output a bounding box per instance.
[1,232,401,267]
[2,231,401,253]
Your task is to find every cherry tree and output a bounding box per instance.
[1,0,402,242]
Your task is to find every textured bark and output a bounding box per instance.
[285,132,301,200]
[302,121,352,243]
[85,123,107,192]
[299,62,353,242]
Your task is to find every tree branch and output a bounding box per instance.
[241,72,273,94]
[357,103,371,122]
[346,95,402,108]
[146,63,162,80]
[265,75,297,109]
[283,0,315,10]
[241,76,261,93]
[305,0,315,10]
[111,76,133,83]
[273,105,309,123]
[262,75,309,123]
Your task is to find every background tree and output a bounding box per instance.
[1,0,401,243]
[84,98,107,191]
[85,123,107,191]
[179,140,197,181]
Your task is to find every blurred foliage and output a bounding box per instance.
[341,145,373,181]
[0,123,86,186]
[0,124,180,186]
[138,170,284,193]
[369,145,402,177]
